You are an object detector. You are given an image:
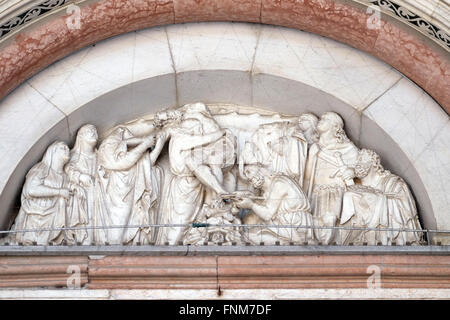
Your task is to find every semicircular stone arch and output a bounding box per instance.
[0,0,448,113]
[0,22,448,244]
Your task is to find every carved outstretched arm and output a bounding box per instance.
[124,137,147,147]
[65,163,81,184]
[189,163,228,195]
[103,138,155,171]
[124,119,157,137]
[179,130,224,151]
[150,132,169,165]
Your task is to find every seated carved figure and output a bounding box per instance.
[7,142,71,245]
[233,164,314,245]
[353,149,424,245]
[340,184,389,245]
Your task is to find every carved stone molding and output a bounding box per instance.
[1,255,449,289]
[0,256,88,288]
[0,0,68,39]
[367,0,450,49]
[0,0,447,113]
[0,0,448,49]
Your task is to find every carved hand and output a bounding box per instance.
[144,135,156,147]
[341,168,356,183]
[234,197,254,209]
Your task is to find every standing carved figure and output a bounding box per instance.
[155,105,230,245]
[304,112,359,244]
[65,124,98,245]
[95,126,160,244]
[9,142,71,245]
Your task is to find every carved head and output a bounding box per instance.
[43,141,70,170]
[75,124,98,147]
[116,126,134,140]
[298,113,319,132]
[318,112,348,143]
[243,164,265,189]
[355,149,384,178]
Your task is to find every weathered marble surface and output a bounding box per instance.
[0,23,447,243]
[3,103,425,246]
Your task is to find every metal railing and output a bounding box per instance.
[0,223,448,246]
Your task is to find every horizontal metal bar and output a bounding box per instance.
[0,245,448,256]
[0,223,444,235]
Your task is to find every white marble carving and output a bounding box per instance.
[8,142,71,245]
[2,103,425,246]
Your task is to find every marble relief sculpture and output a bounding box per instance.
[236,164,314,245]
[8,142,71,245]
[303,112,360,244]
[2,103,424,246]
[65,124,98,245]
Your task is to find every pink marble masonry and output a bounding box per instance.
[0,0,175,101]
[2,255,450,289]
[261,0,380,53]
[426,59,450,109]
[0,0,448,113]
[259,0,450,110]
[373,20,450,108]
[174,0,261,23]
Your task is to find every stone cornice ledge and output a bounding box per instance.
[1,254,449,290]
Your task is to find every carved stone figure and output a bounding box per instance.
[340,184,389,245]
[234,164,314,245]
[240,120,308,187]
[65,124,98,245]
[353,149,423,245]
[6,103,424,247]
[155,104,230,245]
[298,113,319,145]
[95,125,162,244]
[304,112,359,244]
[8,142,71,245]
